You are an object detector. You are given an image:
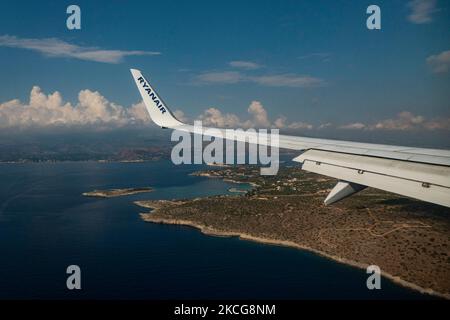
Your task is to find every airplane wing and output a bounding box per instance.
[130,69,450,208]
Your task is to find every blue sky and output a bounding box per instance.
[0,0,449,131]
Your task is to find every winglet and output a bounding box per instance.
[130,69,183,128]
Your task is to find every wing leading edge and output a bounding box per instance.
[130,69,450,207]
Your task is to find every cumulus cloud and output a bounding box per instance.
[199,108,450,132]
[287,122,314,130]
[427,50,450,74]
[194,71,324,88]
[0,86,151,129]
[407,0,437,24]
[273,116,313,130]
[339,111,450,131]
[247,101,271,127]
[339,122,366,130]
[197,108,242,128]
[4,88,446,133]
[1,88,315,131]
[173,110,189,123]
[317,122,332,130]
[0,35,160,63]
[373,111,425,130]
[229,60,262,70]
[423,118,450,130]
[273,116,287,129]
[197,101,314,130]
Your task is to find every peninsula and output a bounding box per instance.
[83,187,153,198]
[135,165,450,299]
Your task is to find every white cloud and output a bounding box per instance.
[197,101,313,130]
[374,111,424,130]
[247,101,271,127]
[194,71,324,88]
[339,122,367,130]
[197,107,242,128]
[0,88,316,131]
[423,118,450,130]
[427,50,450,74]
[249,74,324,88]
[173,110,188,123]
[339,111,450,131]
[274,116,287,129]
[407,0,437,24]
[287,122,314,130]
[194,71,243,84]
[0,86,150,129]
[4,88,446,133]
[274,116,313,130]
[0,35,160,63]
[127,101,151,124]
[317,122,332,130]
[229,60,261,70]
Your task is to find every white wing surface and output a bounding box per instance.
[130,69,450,207]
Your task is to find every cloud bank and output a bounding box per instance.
[196,101,314,130]
[0,86,150,129]
[0,35,160,63]
[1,87,448,132]
[194,71,324,88]
[340,111,450,131]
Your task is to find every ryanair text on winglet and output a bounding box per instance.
[137,76,167,114]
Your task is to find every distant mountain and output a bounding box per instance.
[0,127,173,162]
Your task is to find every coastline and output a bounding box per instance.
[139,211,449,300]
[190,171,260,188]
[83,187,153,198]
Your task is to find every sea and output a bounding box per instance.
[0,161,434,299]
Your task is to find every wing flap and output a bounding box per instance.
[295,150,450,207]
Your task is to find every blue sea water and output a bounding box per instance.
[0,161,434,299]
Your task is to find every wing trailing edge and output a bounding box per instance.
[294,150,450,207]
[130,68,450,208]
